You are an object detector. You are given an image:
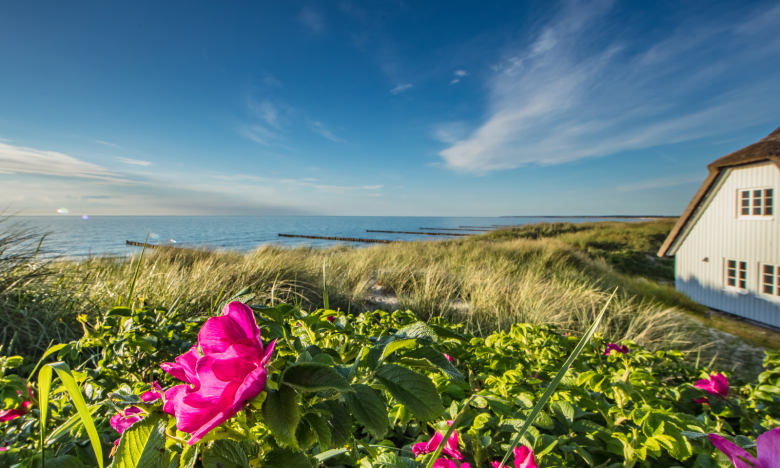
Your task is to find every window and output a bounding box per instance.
[739,188,773,217]
[762,264,780,297]
[725,259,747,290]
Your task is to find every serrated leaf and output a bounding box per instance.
[262,448,312,468]
[429,325,468,341]
[551,401,575,426]
[262,385,300,446]
[179,444,199,468]
[382,339,418,360]
[572,419,609,434]
[304,413,332,450]
[680,431,708,440]
[283,363,350,392]
[345,384,388,439]
[202,440,249,468]
[375,364,443,421]
[403,346,464,382]
[44,455,84,468]
[112,412,168,468]
[395,322,438,340]
[324,400,353,448]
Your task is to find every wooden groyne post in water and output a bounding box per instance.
[366,230,473,237]
[278,234,399,244]
[126,240,170,249]
[419,227,492,232]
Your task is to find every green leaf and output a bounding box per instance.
[551,400,575,426]
[324,400,353,448]
[262,448,313,468]
[179,445,199,468]
[202,440,250,468]
[112,412,168,468]
[382,339,418,360]
[375,364,443,421]
[262,385,300,446]
[107,306,133,317]
[39,362,104,468]
[314,449,349,462]
[282,363,350,392]
[46,404,102,444]
[497,289,617,468]
[44,455,84,468]
[403,346,464,381]
[395,322,438,340]
[344,384,388,439]
[304,413,332,450]
[429,325,468,342]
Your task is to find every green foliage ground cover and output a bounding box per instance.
[0,295,778,468]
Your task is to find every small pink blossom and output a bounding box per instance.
[0,447,8,452]
[413,421,462,460]
[709,427,780,468]
[326,316,335,323]
[434,459,471,468]
[0,389,33,422]
[491,447,538,468]
[695,373,729,404]
[604,343,629,355]
[110,406,144,445]
[140,382,163,403]
[161,301,275,445]
[444,354,454,362]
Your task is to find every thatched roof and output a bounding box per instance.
[658,126,780,257]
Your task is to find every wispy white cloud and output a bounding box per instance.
[432,122,469,144]
[454,70,467,77]
[309,120,345,142]
[0,142,126,182]
[390,84,413,95]
[439,0,780,173]
[117,157,152,166]
[299,7,325,34]
[616,174,704,192]
[94,140,118,147]
[280,178,382,195]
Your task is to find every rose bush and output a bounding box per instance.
[0,292,778,468]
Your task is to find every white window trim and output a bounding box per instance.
[737,187,774,219]
[724,258,748,293]
[759,263,780,300]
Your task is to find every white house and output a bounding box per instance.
[658,127,780,328]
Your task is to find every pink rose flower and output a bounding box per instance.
[444,354,454,362]
[709,427,780,468]
[110,406,144,445]
[695,372,729,404]
[604,343,629,355]
[434,459,471,468]
[140,382,163,403]
[491,447,538,468]
[413,421,462,460]
[0,388,33,422]
[161,301,276,445]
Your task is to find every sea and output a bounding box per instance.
[8,216,649,258]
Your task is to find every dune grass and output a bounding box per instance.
[0,217,768,376]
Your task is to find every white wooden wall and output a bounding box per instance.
[674,162,780,328]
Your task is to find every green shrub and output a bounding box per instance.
[0,297,777,468]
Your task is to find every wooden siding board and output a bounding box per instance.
[675,163,780,328]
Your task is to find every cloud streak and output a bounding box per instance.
[117,157,152,166]
[439,0,780,173]
[0,142,126,181]
[616,174,705,192]
[390,84,413,95]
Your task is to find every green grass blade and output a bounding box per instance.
[497,288,617,468]
[45,362,104,468]
[322,261,329,310]
[38,364,53,467]
[424,395,475,468]
[28,341,63,380]
[126,233,149,307]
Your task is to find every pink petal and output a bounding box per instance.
[694,397,709,405]
[412,441,429,456]
[514,446,538,468]
[757,427,780,468]
[444,354,454,362]
[141,390,161,403]
[709,434,757,468]
[110,406,144,434]
[163,385,191,416]
[161,346,201,387]
[199,314,251,355]
[326,316,335,323]
[260,339,277,366]
[223,302,262,343]
[491,462,502,468]
[0,409,27,422]
[711,373,729,398]
[432,459,458,468]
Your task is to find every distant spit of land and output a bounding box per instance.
[500,215,678,219]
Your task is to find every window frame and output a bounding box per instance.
[760,263,780,299]
[724,258,748,292]
[737,187,774,219]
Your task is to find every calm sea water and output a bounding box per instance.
[10,216,645,258]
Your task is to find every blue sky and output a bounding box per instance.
[1,0,779,216]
